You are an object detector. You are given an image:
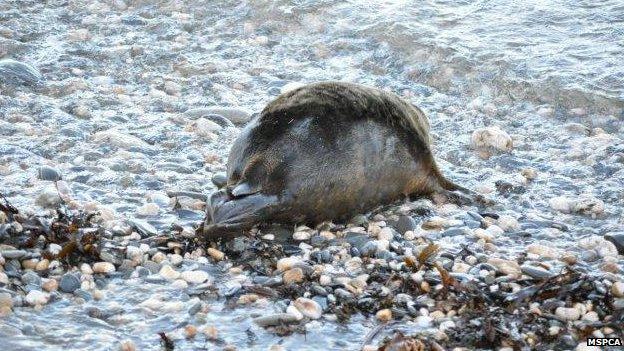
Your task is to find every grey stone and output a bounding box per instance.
[211,173,227,188]
[0,59,43,86]
[38,166,62,181]
[59,273,80,293]
[253,313,299,327]
[1,250,27,259]
[521,265,553,280]
[393,215,417,234]
[73,289,92,301]
[21,272,41,286]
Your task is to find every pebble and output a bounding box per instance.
[283,268,304,284]
[1,249,27,259]
[119,340,136,351]
[21,271,41,286]
[496,215,519,232]
[25,291,49,306]
[276,257,301,271]
[549,196,574,213]
[487,258,521,277]
[471,126,513,152]
[377,227,395,241]
[211,174,227,188]
[38,166,62,181]
[159,265,180,280]
[22,259,38,270]
[521,265,553,280]
[152,252,166,264]
[319,275,331,286]
[163,81,181,96]
[204,326,218,340]
[207,248,225,261]
[521,167,537,180]
[415,315,433,328]
[555,307,581,321]
[293,231,311,241]
[0,293,13,310]
[67,28,90,41]
[393,215,417,234]
[171,279,188,289]
[180,270,210,284]
[527,243,560,259]
[293,297,322,319]
[253,313,299,327]
[612,282,624,297]
[185,118,219,139]
[170,254,183,266]
[36,186,63,208]
[286,305,304,320]
[136,203,159,216]
[439,320,455,332]
[93,262,116,274]
[59,273,81,293]
[573,196,605,215]
[184,324,197,339]
[0,59,43,86]
[80,263,93,275]
[92,130,149,150]
[550,196,605,216]
[42,279,58,292]
[582,311,599,322]
[376,308,392,322]
[578,236,618,258]
[0,272,8,285]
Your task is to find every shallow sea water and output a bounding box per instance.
[0,0,623,350]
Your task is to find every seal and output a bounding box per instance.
[203,81,477,238]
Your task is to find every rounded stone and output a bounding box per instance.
[59,273,81,293]
[180,270,210,284]
[92,262,116,274]
[293,297,322,319]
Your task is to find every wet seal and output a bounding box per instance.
[202,81,483,238]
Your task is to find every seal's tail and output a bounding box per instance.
[429,160,491,205]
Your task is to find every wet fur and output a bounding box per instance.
[205,81,468,236]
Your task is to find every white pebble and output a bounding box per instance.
[276,257,301,271]
[555,307,580,321]
[136,203,160,216]
[471,126,513,151]
[292,231,311,241]
[93,262,116,274]
[293,297,322,319]
[286,304,304,320]
[180,270,210,284]
[612,282,624,297]
[159,265,180,280]
[170,254,184,266]
[25,291,49,306]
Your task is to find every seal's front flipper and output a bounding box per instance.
[203,189,280,239]
[230,182,258,197]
